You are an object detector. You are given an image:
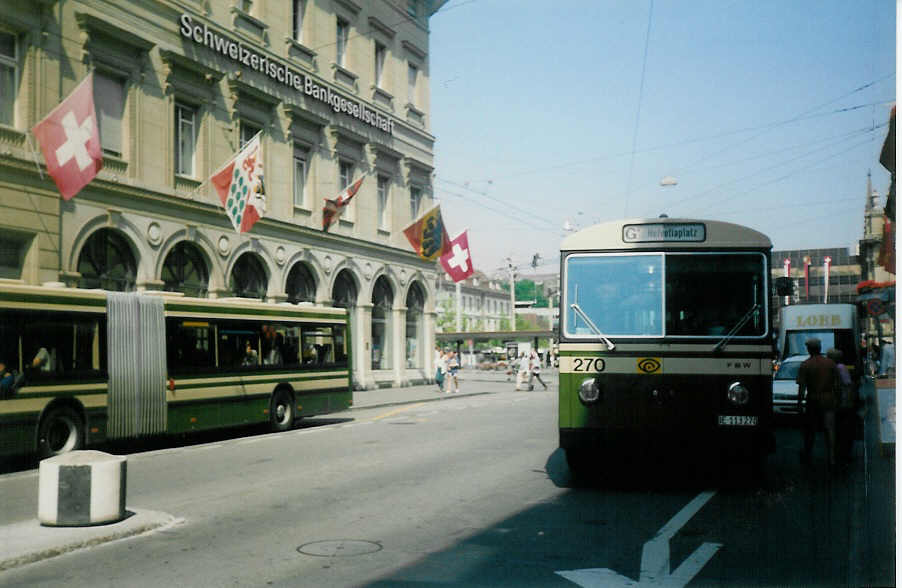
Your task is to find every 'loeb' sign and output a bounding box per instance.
[179,14,395,135]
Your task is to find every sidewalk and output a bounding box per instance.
[351,368,547,410]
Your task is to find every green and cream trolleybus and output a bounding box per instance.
[559,218,775,472]
[0,284,351,458]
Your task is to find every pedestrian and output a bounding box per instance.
[827,347,856,463]
[0,359,15,398]
[242,340,259,366]
[517,351,530,390]
[878,339,895,377]
[797,338,838,467]
[447,350,460,393]
[434,346,446,393]
[528,349,548,390]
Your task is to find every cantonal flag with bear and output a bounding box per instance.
[211,132,266,233]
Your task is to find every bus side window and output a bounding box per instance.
[167,319,214,374]
[0,314,21,380]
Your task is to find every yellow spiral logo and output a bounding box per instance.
[636,357,662,374]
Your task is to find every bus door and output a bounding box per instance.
[106,293,167,438]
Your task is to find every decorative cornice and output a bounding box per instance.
[367,16,396,38]
[401,40,426,60]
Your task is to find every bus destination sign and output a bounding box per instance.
[622,223,706,243]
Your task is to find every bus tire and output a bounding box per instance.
[37,406,85,458]
[270,389,294,432]
[565,448,591,477]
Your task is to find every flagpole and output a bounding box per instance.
[25,133,44,180]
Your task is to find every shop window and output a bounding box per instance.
[162,241,209,298]
[286,262,316,304]
[406,283,424,368]
[372,276,393,370]
[230,252,267,300]
[332,269,357,308]
[77,228,136,291]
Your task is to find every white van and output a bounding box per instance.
[777,303,861,378]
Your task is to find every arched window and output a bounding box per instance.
[331,269,357,308]
[230,253,267,300]
[406,282,425,368]
[77,228,136,291]
[286,262,316,304]
[371,275,393,370]
[162,242,209,298]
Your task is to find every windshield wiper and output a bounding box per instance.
[713,303,761,353]
[570,303,616,351]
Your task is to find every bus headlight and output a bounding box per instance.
[727,381,750,406]
[578,377,601,405]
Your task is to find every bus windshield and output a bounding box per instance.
[564,252,767,338]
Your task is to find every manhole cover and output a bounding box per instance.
[297,540,382,557]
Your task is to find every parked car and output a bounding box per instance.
[772,355,807,416]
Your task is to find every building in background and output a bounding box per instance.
[434,271,510,333]
[0,0,447,389]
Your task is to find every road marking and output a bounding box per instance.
[556,490,720,587]
[370,403,424,422]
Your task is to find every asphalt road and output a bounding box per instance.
[0,381,894,587]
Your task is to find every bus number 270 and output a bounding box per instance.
[572,357,606,372]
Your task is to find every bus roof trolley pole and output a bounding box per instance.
[712,303,761,353]
[569,303,616,350]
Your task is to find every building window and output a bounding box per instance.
[94,73,125,157]
[336,18,349,67]
[407,64,418,105]
[0,32,16,126]
[410,185,422,219]
[239,0,253,12]
[240,121,260,148]
[162,241,208,298]
[407,0,418,18]
[293,145,308,208]
[175,102,197,177]
[374,42,386,89]
[377,175,389,230]
[77,228,136,292]
[0,234,28,279]
[292,0,306,43]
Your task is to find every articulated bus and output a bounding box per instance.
[0,284,351,459]
[558,218,775,473]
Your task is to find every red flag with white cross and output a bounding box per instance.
[440,230,475,283]
[31,73,103,200]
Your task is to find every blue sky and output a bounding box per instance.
[427,0,896,280]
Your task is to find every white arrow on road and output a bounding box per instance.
[556,490,721,587]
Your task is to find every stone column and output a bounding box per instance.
[356,303,375,390]
[424,310,437,379]
[394,305,407,387]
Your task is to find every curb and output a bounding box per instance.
[350,390,493,411]
[1,509,179,572]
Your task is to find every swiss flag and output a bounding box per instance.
[440,230,474,283]
[32,74,102,200]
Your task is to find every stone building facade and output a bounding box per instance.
[0,0,447,389]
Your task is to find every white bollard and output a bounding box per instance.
[38,451,127,527]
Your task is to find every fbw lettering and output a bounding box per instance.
[726,361,752,369]
[795,315,842,327]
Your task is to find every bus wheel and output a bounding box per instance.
[270,389,294,432]
[565,448,591,476]
[38,406,84,458]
